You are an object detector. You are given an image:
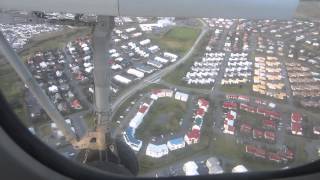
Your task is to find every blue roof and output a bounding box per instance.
[168,137,184,145]
[125,127,141,145]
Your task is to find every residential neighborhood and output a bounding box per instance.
[1,15,320,177]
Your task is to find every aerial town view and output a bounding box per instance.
[1,12,320,177]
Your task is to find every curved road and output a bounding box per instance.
[110,20,209,116]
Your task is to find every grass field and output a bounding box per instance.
[153,27,200,56]
[220,84,252,95]
[136,97,186,139]
[162,32,211,86]
[284,134,309,167]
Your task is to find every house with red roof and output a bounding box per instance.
[291,112,302,123]
[313,126,320,135]
[291,122,303,136]
[240,123,252,134]
[268,153,282,163]
[223,125,235,135]
[264,131,276,141]
[263,119,276,129]
[239,103,256,113]
[245,145,256,154]
[71,99,82,110]
[281,148,294,160]
[267,110,281,120]
[223,102,238,110]
[223,111,237,135]
[255,147,266,159]
[184,128,200,145]
[226,94,238,100]
[198,98,209,111]
[253,129,264,139]
[138,105,149,114]
[238,95,250,102]
[196,108,205,118]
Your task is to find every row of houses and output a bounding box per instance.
[223,101,281,120]
[240,123,276,142]
[285,62,320,98]
[184,98,209,144]
[291,112,303,136]
[253,56,287,100]
[123,89,190,156]
[223,53,252,85]
[245,145,294,163]
[183,158,247,176]
[184,53,224,85]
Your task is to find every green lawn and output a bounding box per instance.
[136,97,186,139]
[220,84,252,95]
[284,134,309,167]
[0,64,28,125]
[20,27,91,59]
[153,27,200,56]
[162,31,211,86]
[238,110,265,128]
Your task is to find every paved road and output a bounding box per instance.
[110,20,209,117]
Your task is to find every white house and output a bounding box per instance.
[206,157,224,174]
[113,75,132,85]
[175,92,189,102]
[232,165,248,173]
[167,137,185,151]
[139,39,151,46]
[183,161,199,176]
[127,68,144,79]
[145,143,169,158]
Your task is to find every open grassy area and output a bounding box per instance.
[284,134,309,167]
[20,27,91,59]
[220,84,252,95]
[152,27,200,56]
[238,110,265,128]
[162,32,211,86]
[136,97,186,139]
[0,61,28,125]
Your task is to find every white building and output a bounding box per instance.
[127,68,144,78]
[148,45,160,53]
[113,75,132,85]
[139,39,151,46]
[232,165,248,173]
[175,91,189,102]
[167,137,185,151]
[145,143,169,158]
[183,161,199,176]
[155,56,169,64]
[206,157,224,174]
[164,52,178,61]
